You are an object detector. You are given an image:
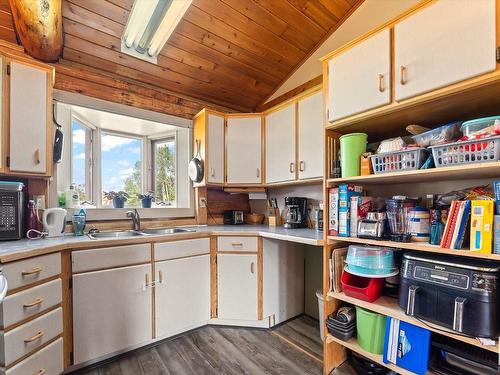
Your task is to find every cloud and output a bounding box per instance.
[119,168,134,179]
[101,135,135,152]
[127,146,141,154]
[73,129,86,145]
[74,153,86,160]
[117,160,130,167]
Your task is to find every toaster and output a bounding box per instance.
[399,253,500,338]
[223,210,244,225]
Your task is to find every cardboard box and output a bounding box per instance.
[350,196,372,237]
[470,200,494,254]
[338,184,362,237]
[328,188,339,236]
[360,153,372,176]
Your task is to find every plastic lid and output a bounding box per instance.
[461,115,500,130]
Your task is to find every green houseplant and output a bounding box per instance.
[138,191,155,208]
[104,191,129,208]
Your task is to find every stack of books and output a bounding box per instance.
[440,200,471,249]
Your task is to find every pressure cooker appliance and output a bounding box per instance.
[0,181,25,240]
[399,253,499,338]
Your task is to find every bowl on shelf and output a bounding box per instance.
[341,270,384,303]
[245,213,265,225]
[345,245,397,276]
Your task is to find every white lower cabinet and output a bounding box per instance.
[72,264,153,365]
[217,254,258,320]
[155,255,210,338]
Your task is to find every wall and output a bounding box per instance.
[266,0,421,102]
[304,245,323,319]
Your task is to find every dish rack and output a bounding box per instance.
[369,148,427,174]
[429,136,500,168]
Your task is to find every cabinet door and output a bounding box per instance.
[9,61,48,174]
[265,104,296,184]
[73,264,152,365]
[217,254,258,320]
[226,117,262,184]
[155,255,210,337]
[207,113,224,184]
[328,29,391,121]
[298,91,323,180]
[394,0,496,101]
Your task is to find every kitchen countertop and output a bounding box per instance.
[0,225,324,263]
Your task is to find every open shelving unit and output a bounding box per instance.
[327,292,499,354]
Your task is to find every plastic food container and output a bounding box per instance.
[461,116,500,137]
[411,121,462,147]
[341,270,384,302]
[356,306,386,354]
[345,245,395,275]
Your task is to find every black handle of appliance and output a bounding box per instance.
[406,285,420,316]
[453,297,467,333]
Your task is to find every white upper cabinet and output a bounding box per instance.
[328,28,391,121]
[265,104,296,184]
[298,91,323,180]
[155,255,210,338]
[394,0,496,101]
[217,254,258,321]
[9,61,48,174]
[226,116,262,184]
[207,113,224,184]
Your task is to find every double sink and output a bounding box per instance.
[88,227,196,239]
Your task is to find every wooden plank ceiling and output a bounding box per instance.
[0,0,362,114]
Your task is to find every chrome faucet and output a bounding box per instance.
[126,209,141,232]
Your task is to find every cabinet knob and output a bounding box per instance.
[34,149,41,164]
[289,162,295,174]
[378,74,385,92]
[400,66,407,85]
[299,161,305,172]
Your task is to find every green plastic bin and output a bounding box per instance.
[355,306,386,354]
[340,133,367,177]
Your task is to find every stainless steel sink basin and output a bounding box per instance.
[88,230,148,239]
[140,228,196,235]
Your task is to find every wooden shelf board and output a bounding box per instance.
[328,292,499,353]
[327,236,500,260]
[326,334,431,375]
[326,162,500,186]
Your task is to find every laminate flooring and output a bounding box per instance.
[75,317,322,375]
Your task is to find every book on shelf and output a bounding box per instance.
[440,200,471,250]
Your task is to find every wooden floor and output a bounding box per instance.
[75,317,322,375]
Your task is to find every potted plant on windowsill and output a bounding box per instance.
[104,191,129,208]
[138,191,155,208]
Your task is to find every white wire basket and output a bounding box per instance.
[429,136,500,167]
[369,148,428,174]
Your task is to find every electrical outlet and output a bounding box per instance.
[199,197,207,208]
[33,195,46,210]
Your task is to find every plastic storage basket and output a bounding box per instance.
[356,306,386,354]
[429,136,500,168]
[369,148,427,174]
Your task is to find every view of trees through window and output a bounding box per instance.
[71,121,88,202]
[154,139,176,206]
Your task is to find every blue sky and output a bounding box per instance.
[72,121,141,194]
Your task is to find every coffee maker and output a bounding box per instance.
[284,197,308,229]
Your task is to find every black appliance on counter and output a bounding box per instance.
[223,210,244,225]
[284,197,308,229]
[0,182,25,240]
[399,253,499,338]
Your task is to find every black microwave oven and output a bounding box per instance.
[223,210,244,225]
[0,182,25,240]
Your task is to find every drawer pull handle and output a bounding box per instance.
[158,270,164,285]
[289,162,294,173]
[23,298,44,308]
[400,65,407,85]
[299,161,305,172]
[231,243,243,246]
[21,267,43,276]
[378,74,385,92]
[37,369,46,375]
[34,149,41,164]
[250,262,255,274]
[24,331,44,343]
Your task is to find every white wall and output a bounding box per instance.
[265,0,420,102]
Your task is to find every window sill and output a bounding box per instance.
[66,207,195,221]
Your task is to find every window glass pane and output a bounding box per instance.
[101,133,142,207]
[154,139,176,207]
[71,120,88,202]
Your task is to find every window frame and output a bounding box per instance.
[151,134,177,208]
[70,113,95,204]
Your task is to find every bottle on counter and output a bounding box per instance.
[27,199,42,232]
[65,185,80,209]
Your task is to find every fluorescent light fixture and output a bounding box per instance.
[122,0,192,63]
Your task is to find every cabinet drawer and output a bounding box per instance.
[0,279,61,328]
[0,307,62,366]
[72,244,151,273]
[155,238,210,261]
[3,253,61,291]
[5,337,63,375]
[217,237,258,252]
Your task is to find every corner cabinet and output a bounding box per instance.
[225,115,263,185]
[1,54,53,176]
[327,28,391,121]
[265,104,296,184]
[394,0,496,101]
